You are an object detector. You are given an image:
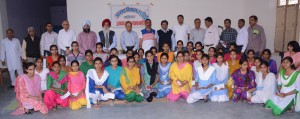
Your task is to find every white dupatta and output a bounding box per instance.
[197,65,215,81]
[85,69,109,108]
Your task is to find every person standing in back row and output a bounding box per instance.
[22,27,41,63]
[97,19,117,53]
[173,15,190,50]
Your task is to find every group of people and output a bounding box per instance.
[0,14,299,116]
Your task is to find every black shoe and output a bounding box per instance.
[150,92,157,97]
[146,96,153,102]
[8,85,14,89]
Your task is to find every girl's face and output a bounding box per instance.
[59,58,66,66]
[176,53,184,63]
[282,59,292,69]
[110,57,118,67]
[208,48,215,57]
[163,44,169,52]
[52,64,61,73]
[151,49,157,56]
[254,59,261,67]
[50,47,58,55]
[26,65,35,76]
[35,59,43,68]
[262,52,270,60]
[71,63,79,72]
[216,56,223,63]
[201,57,209,66]
[96,45,103,52]
[241,61,248,70]
[260,64,268,73]
[196,51,203,60]
[247,51,254,59]
[134,55,140,62]
[94,60,103,70]
[72,43,79,51]
[110,50,117,55]
[288,45,293,52]
[161,55,168,64]
[229,45,235,51]
[187,44,193,51]
[126,51,133,57]
[195,44,202,50]
[177,43,183,49]
[230,52,237,59]
[127,58,135,67]
[146,53,154,61]
[138,50,144,57]
[85,53,93,61]
[184,53,190,62]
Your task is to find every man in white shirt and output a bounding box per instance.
[120,21,139,52]
[57,20,77,55]
[190,18,206,44]
[40,22,58,57]
[1,29,23,88]
[236,19,248,54]
[172,14,190,48]
[97,19,117,53]
[203,17,219,53]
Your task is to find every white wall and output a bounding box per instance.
[67,0,276,52]
[0,0,8,68]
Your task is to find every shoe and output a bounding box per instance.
[146,96,153,102]
[150,92,157,97]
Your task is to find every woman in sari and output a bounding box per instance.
[120,56,144,103]
[67,60,87,110]
[187,54,216,103]
[141,50,159,102]
[232,59,256,102]
[167,51,192,102]
[211,53,229,102]
[250,61,276,104]
[266,57,300,115]
[156,53,172,98]
[105,55,126,100]
[44,61,69,110]
[86,57,115,109]
[12,62,48,115]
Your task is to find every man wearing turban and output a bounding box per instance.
[97,19,117,53]
[77,19,97,53]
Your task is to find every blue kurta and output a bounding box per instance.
[194,66,216,95]
[156,63,172,98]
[105,66,123,88]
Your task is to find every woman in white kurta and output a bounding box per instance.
[0,33,23,87]
[85,57,115,109]
[187,54,216,103]
[35,58,50,92]
[250,57,262,84]
[266,57,300,115]
[250,61,276,103]
[211,53,229,102]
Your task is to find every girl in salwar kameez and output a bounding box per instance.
[266,57,300,115]
[156,53,172,98]
[187,54,216,103]
[141,51,159,102]
[211,53,229,102]
[250,61,276,104]
[86,57,115,109]
[67,60,87,110]
[167,51,193,102]
[12,63,48,115]
[226,50,241,99]
[262,49,278,74]
[44,61,69,110]
[120,56,144,103]
[105,55,126,100]
[59,55,72,73]
[46,45,60,70]
[232,59,256,102]
[79,50,94,76]
[35,58,50,92]
[157,43,174,63]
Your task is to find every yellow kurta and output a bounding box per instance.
[227,60,240,99]
[120,67,141,94]
[157,52,174,63]
[169,62,193,94]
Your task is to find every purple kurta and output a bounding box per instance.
[77,31,97,53]
[232,69,256,102]
[267,59,277,75]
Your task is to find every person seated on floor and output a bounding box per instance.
[224,43,242,61]
[86,57,115,109]
[12,62,48,115]
[157,43,174,63]
[261,49,277,74]
[167,51,192,102]
[105,55,126,100]
[120,56,144,103]
[156,53,172,98]
[187,54,216,103]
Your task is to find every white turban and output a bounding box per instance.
[82,19,91,28]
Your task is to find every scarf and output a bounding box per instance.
[146,60,158,85]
